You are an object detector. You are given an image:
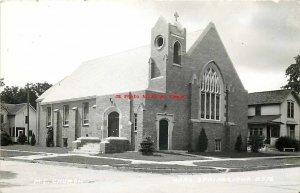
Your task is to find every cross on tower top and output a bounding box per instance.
[174,12,179,22]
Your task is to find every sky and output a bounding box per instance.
[1,0,300,93]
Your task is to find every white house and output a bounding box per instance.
[0,103,37,142]
[248,90,300,146]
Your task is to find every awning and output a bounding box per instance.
[248,115,283,125]
[286,120,298,125]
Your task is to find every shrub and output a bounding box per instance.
[275,136,299,151]
[186,143,193,152]
[139,136,155,155]
[247,135,264,152]
[0,129,12,146]
[30,133,36,146]
[17,132,27,145]
[197,128,208,152]
[235,134,243,152]
[46,127,54,147]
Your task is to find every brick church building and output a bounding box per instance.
[36,15,248,152]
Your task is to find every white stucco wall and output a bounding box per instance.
[280,94,300,140]
[14,106,37,137]
[261,105,280,115]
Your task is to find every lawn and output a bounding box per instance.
[194,157,300,169]
[98,151,208,162]
[188,152,296,158]
[0,150,38,157]
[0,144,70,154]
[38,155,130,166]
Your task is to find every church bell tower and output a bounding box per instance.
[148,13,186,93]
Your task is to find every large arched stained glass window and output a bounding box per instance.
[200,66,222,120]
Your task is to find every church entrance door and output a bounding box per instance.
[108,112,119,137]
[159,119,168,150]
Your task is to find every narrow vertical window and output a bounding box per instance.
[134,113,137,131]
[63,105,69,126]
[83,102,89,125]
[46,107,52,126]
[215,139,221,151]
[216,94,220,120]
[206,93,210,119]
[200,92,205,118]
[287,101,294,118]
[289,125,295,139]
[173,41,181,65]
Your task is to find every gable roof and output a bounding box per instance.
[38,19,213,104]
[1,103,36,115]
[248,89,300,105]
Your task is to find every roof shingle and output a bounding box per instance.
[248,90,293,105]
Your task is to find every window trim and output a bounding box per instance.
[63,105,69,127]
[173,41,182,65]
[46,106,52,127]
[82,102,89,126]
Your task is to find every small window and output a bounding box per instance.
[215,139,221,152]
[154,35,164,49]
[255,106,261,116]
[287,101,294,118]
[46,107,52,126]
[173,41,181,65]
[63,105,69,126]
[134,113,137,131]
[83,102,89,125]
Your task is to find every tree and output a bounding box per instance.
[235,134,243,152]
[17,132,27,145]
[247,135,264,153]
[282,55,300,94]
[0,82,52,108]
[197,128,208,152]
[139,136,155,155]
[30,133,36,146]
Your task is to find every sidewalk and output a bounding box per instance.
[1,148,300,173]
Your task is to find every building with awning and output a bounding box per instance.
[248,90,300,146]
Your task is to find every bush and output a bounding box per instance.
[139,136,155,155]
[235,134,243,152]
[30,133,36,146]
[197,128,208,152]
[186,143,193,152]
[247,135,264,152]
[17,132,27,145]
[46,127,54,147]
[275,136,299,151]
[0,129,12,146]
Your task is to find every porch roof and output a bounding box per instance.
[248,115,283,125]
[286,120,298,125]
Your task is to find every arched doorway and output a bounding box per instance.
[159,119,168,150]
[108,112,119,137]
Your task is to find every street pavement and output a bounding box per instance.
[0,160,299,193]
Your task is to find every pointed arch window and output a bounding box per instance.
[200,66,222,120]
[173,41,181,65]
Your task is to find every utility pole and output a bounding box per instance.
[27,83,30,144]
